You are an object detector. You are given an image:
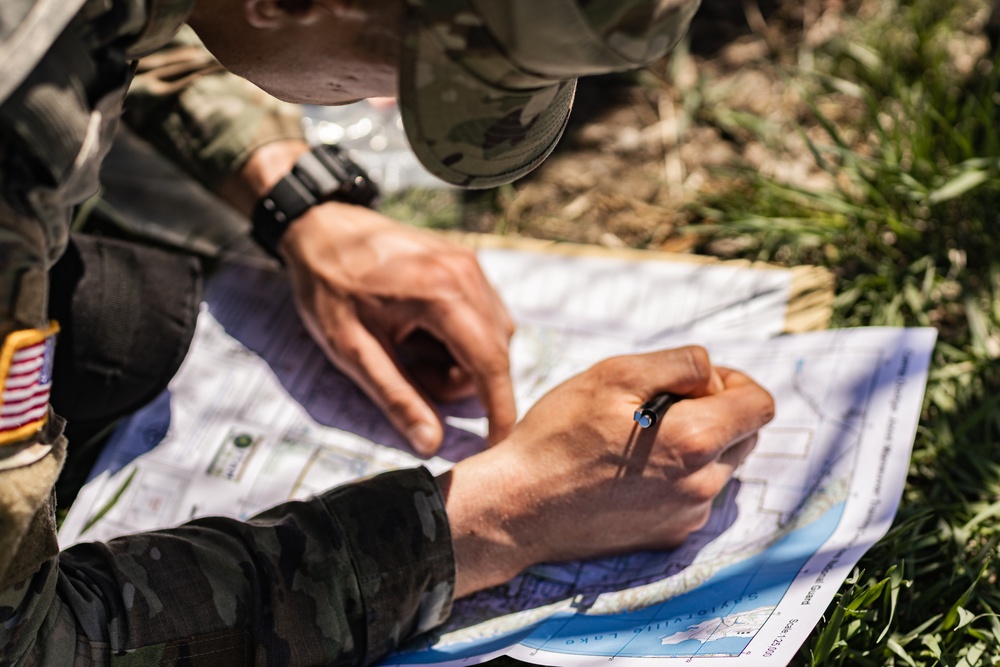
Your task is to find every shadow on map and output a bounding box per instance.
[434,479,745,634]
[205,271,491,464]
[410,341,905,652]
[89,389,175,481]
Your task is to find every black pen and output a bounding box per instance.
[633,392,682,428]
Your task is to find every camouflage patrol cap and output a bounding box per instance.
[399,0,700,188]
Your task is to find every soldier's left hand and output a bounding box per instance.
[278,201,517,456]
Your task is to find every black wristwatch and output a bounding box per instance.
[251,143,380,257]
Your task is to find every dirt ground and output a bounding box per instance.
[460,0,990,256]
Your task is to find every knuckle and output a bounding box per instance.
[685,504,713,533]
[670,421,717,459]
[453,246,480,269]
[679,345,712,383]
[421,258,463,291]
[445,244,475,260]
[442,248,481,282]
[422,254,494,310]
[491,345,512,374]
[504,316,516,339]
[588,356,616,378]
[329,333,364,367]
[761,389,777,423]
[593,354,635,381]
[687,431,718,458]
[687,478,721,505]
[381,384,415,415]
[479,344,511,381]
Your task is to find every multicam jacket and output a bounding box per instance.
[0,0,455,664]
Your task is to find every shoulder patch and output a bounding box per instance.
[0,322,59,446]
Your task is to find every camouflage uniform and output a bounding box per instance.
[0,0,454,664]
[399,0,701,188]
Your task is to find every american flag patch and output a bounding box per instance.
[0,322,59,446]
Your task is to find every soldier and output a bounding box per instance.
[0,0,776,665]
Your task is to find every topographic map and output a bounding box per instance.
[391,325,933,666]
[58,250,935,666]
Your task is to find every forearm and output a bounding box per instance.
[2,467,455,666]
[123,28,305,194]
[435,451,538,599]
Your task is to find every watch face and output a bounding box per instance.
[311,144,380,207]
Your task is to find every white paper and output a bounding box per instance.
[447,326,934,667]
[58,250,934,667]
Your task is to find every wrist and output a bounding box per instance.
[219,139,310,216]
[250,144,380,259]
[274,198,396,272]
[436,449,542,598]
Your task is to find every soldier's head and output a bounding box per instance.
[188,0,405,105]
[188,0,698,187]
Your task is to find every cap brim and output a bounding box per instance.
[399,11,577,189]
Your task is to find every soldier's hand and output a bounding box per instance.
[278,201,517,456]
[436,346,774,598]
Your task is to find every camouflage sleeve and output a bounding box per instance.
[122,26,306,192]
[1,466,455,666]
[0,3,119,622]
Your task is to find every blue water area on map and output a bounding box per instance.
[388,501,845,664]
[526,502,846,658]
[391,615,541,664]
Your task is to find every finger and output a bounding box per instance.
[716,366,766,392]
[407,362,477,403]
[458,255,515,339]
[327,320,444,456]
[603,346,720,400]
[455,326,517,446]
[396,329,455,367]
[681,433,758,502]
[483,276,516,339]
[397,330,477,402]
[661,378,774,464]
[718,432,758,469]
[420,302,517,446]
[708,368,725,395]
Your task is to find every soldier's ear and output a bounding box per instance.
[245,0,331,28]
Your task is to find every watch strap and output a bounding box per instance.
[251,144,379,257]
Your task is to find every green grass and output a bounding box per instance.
[688,0,1000,663]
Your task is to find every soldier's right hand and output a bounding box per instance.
[435,346,775,598]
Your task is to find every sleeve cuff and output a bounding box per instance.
[319,466,455,662]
